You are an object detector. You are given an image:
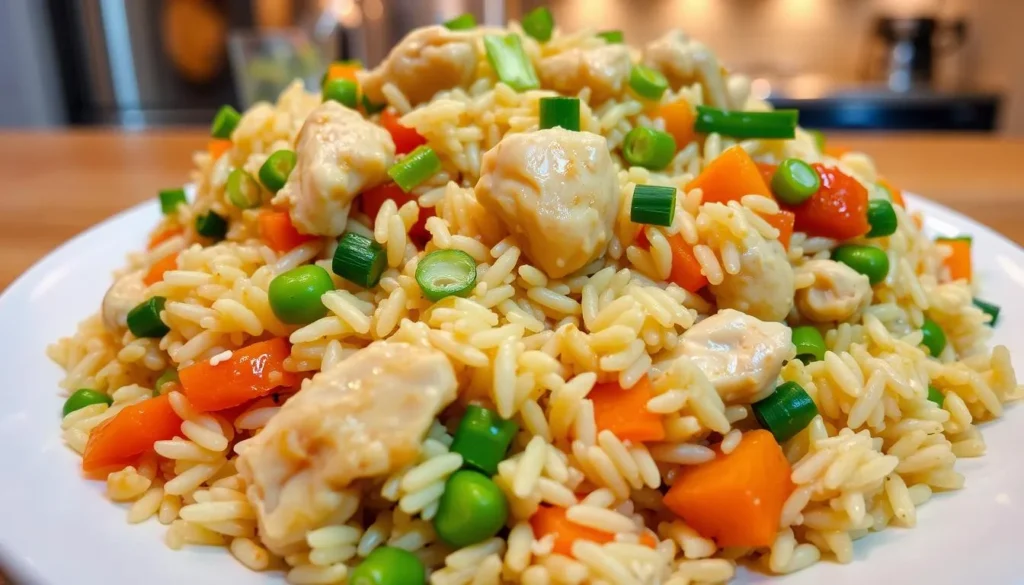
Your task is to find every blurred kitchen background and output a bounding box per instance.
[3,0,1022,133]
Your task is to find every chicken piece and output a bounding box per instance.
[237,342,458,554]
[360,25,479,107]
[474,128,619,278]
[642,30,732,109]
[673,309,794,402]
[537,44,632,105]
[101,270,147,333]
[273,101,394,236]
[794,259,873,323]
[709,238,795,322]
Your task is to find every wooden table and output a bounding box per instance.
[1,130,1022,291]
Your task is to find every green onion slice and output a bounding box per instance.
[792,325,826,364]
[323,79,359,109]
[973,298,1000,327]
[521,6,554,42]
[388,145,442,192]
[444,13,477,30]
[210,105,241,139]
[195,211,228,240]
[159,188,187,215]
[622,127,676,171]
[597,30,624,43]
[866,199,898,238]
[695,105,798,139]
[629,65,669,101]
[483,34,540,92]
[753,381,819,443]
[332,232,387,289]
[630,185,676,227]
[259,150,297,193]
[415,249,478,302]
[539,96,580,131]
[927,384,945,407]
[771,159,820,205]
[227,168,262,209]
[449,405,519,476]
[127,297,170,339]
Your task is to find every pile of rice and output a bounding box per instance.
[49,18,1020,585]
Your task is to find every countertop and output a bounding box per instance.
[1,130,1023,291]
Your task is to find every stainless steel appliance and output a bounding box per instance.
[861,16,967,91]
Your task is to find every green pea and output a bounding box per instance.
[921,318,947,357]
[268,265,335,325]
[62,389,112,417]
[771,158,820,205]
[348,546,425,585]
[433,470,508,548]
[832,245,890,285]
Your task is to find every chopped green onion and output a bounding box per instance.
[973,298,1000,326]
[694,105,798,139]
[259,150,297,193]
[332,232,387,289]
[832,245,889,285]
[920,318,947,357]
[444,13,477,30]
[269,265,336,325]
[63,389,112,417]
[771,159,820,205]
[927,385,944,407]
[629,65,669,101]
[450,405,519,476]
[227,168,261,209]
[539,96,580,131]
[866,199,898,238]
[808,129,826,152]
[630,185,677,227]
[195,211,228,241]
[622,127,676,171]
[361,93,386,115]
[323,78,359,109]
[127,297,170,339]
[597,30,624,43]
[483,34,540,92]
[154,369,179,395]
[210,105,241,139]
[415,249,478,302]
[159,188,187,215]
[388,145,442,192]
[521,6,554,42]
[792,325,826,364]
[753,381,818,443]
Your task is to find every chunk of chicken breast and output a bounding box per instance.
[237,342,458,554]
[794,259,873,323]
[360,25,480,107]
[709,238,795,322]
[537,45,632,105]
[102,270,147,333]
[272,101,394,236]
[673,309,794,402]
[642,30,732,109]
[474,128,619,278]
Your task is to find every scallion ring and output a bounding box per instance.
[539,96,580,131]
[388,145,442,192]
[483,34,540,92]
[521,6,554,42]
[444,13,477,30]
[195,211,228,241]
[630,184,676,227]
[973,297,1000,327]
[259,150,297,193]
[210,105,241,139]
[415,249,478,302]
[622,127,676,171]
[629,65,669,101]
[752,381,819,443]
[332,232,387,289]
[597,30,623,43]
[791,325,826,364]
[227,168,261,209]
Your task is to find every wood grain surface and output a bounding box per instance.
[1,130,1022,292]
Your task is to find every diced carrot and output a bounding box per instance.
[758,210,795,250]
[179,338,297,412]
[147,226,183,250]
[938,237,972,282]
[82,394,182,473]
[143,254,178,286]
[380,109,428,155]
[878,177,906,207]
[530,506,657,557]
[208,138,232,160]
[326,62,362,83]
[685,145,772,205]
[359,182,434,244]
[179,338,298,412]
[658,101,697,148]
[639,532,658,548]
[824,144,851,158]
[782,163,870,241]
[258,210,316,253]
[588,376,665,443]
[663,430,794,548]
[666,233,709,293]
[756,162,777,188]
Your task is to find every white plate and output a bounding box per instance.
[0,196,1022,585]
